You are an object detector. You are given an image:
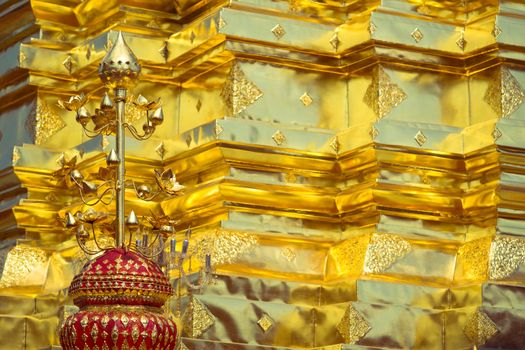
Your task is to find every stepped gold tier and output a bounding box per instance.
[1,0,525,349]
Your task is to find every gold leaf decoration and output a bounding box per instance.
[0,245,48,288]
[457,237,491,281]
[191,229,258,266]
[183,297,215,338]
[414,130,427,147]
[484,67,525,118]
[220,63,263,115]
[336,304,371,344]
[364,234,411,274]
[330,234,370,276]
[26,101,67,145]
[363,66,407,119]
[272,130,286,146]
[463,309,498,346]
[281,247,296,262]
[489,235,525,280]
[257,314,274,333]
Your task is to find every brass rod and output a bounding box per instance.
[115,87,127,248]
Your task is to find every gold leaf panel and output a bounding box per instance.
[364,234,411,274]
[336,304,371,344]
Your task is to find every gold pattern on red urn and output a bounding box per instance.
[59,248,177,350]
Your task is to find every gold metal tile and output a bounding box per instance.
[300,92,313,106]
[257,314,274,333]
[463,310,499,346]
[272,24,286,39]
[272,130,286,146]
[336,304,371,344]
[414,130,427,147]
[411,28,423,43]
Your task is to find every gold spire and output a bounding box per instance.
[98,31,141,87]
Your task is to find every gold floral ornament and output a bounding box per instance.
[484,67,525,118]
[489,235,525,280]
[463,309,498,346]
[182,297,215,338]
[337,304,371,344]
[220,63,263,115]
[363,66,407,119]
[457,237,491,281]
[330,234,370,276]
[190,229,257,266]
[0,245,49,288]
[363,234,411,274]
[26,101,67,145]
[57,93,87,111]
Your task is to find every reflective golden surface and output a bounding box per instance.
[1,0,525,349]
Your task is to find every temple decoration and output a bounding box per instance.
[57,32,212,350]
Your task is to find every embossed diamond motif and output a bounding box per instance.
[104,39,113,52]
[485,67,525,118]
[329,32,340,50]
[63,55,73,73]
[183,298,215,338]
[337,304,371,344]
[214,122,224,138]
[190,31,197,44]
[370,125,379,139]
[363,66,408,119]
[272,24,286,39]
[411,28,423,43]
[221,63,263,115]
[456,32,467,50]
[368,22,377,35]
[364,234,411,273]
[185,134,192,147]
[281,247,296,262]
[159,42,169,60]
[492,127,502,141]
[492,25,502,38]
[330,136,340,153]
[257,314,274,333]
[300,92,313,106]
[464,310,499,346]
[272,130,286,146]
[217,15,227,30]
[155,142,165,158]
[414,130,427,147]
[196,99,202,112]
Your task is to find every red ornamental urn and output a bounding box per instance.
[59,248,177,350]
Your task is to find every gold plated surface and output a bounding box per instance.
[1,0,525,349]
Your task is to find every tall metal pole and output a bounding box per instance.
[115,87,127,248]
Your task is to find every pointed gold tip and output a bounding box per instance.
[98,31,141,88]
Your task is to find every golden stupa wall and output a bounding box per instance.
[0,0,525,349]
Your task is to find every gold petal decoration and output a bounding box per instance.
[363,66,407,119]
[364,234,411,274]
[220,63,263,115]
[257,314,274,333]
[485,67,525,118]
[26,101,67,145]
[190,229,258,266]
[336,304,371,344]
[489,235,525,280]
[492,126,502,141]
[463,309,499,346]
[214,122,224,138]
[300,92,313,106]
[183,297,215,338]
[330,136,340,153]
[155,142,166,159]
